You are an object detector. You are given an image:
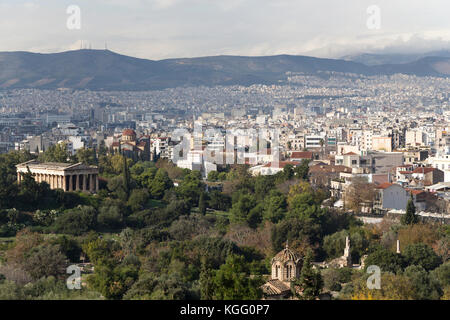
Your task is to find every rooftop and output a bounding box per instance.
[290,151,313,159]
[375,182,394,189]
[412,167,437,174]
[263,161,300,168]
[16,160,97,171]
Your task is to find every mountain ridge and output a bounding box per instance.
[0,49,449,91]
[342,50,450,66]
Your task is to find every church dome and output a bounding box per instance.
[272,243,301,264]
[122,129,136,137]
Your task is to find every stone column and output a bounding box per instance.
[17,172,21,184]
[68,175,73,192]
[83,174,87,191]
[95,174,99,192]
[75,175,80,191]
[89,174,94,192]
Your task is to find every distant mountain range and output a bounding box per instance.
[0,49,449,91]
[342,50,450,66]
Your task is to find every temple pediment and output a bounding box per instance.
[16,160,99,193]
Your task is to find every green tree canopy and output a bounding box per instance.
[76,148,97,165]
[292,250,323,300]
[39,143,71,163]
[212,254,262,300]
[402,243,442,271]
[402,196,418,225]
[404,265,443,300]
[364,246,404,274]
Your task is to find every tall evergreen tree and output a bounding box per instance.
[198,192,207,215]
[402,194,418,225]
[292,249,323,300]
[122,155,131,199]
[199,259,215,300]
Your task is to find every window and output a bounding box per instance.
[286,265,292,279]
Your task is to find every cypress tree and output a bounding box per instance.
[123,155,130,198]
[199,258,215,300]
[402,194,418,225]
[198,192,207,215]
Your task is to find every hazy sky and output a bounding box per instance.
[1,0,450,59]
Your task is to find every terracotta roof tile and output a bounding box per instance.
[376,182,394,189]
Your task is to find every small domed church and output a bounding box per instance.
[111,129,151,161]
[261,243,303,299]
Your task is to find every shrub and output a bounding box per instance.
[53,206,97,235]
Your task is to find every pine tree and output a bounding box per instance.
[122,155,130,199]
[199,258,215,300]
[292,250,323,300]
[198,192,207,215]
[402,194,418,225]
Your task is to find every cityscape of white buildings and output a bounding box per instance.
[1,71,450,215]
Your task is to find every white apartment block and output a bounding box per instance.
[427,153,450,182]
[305,134,325,149]
[406,130,425,147]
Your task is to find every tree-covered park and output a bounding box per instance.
[0,148,448,300]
